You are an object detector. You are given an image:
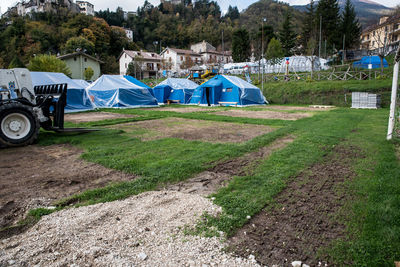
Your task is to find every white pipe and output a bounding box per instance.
[387,61,399,140]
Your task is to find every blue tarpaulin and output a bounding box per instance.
[353,56,389,69]
[124,75,155,97]
[30,72,93,113]
[86,75,158,108]
[153,78,198,104]
[189,75,267,106]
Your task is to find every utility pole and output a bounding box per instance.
[319,15,322,59]
[262,17,266,92]
[222,29,224,71]
[387,46,400,140]
[342,34,346,65]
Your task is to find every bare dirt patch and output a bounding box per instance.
[0,145,136,233]
[168,136,295,196]
[0,191,258,267]
[147,107,218,113]
[260,105,334,112]
[215,110,313,120]
[110,117,275,143]
[228,145,362,266]
[64,112,136,123]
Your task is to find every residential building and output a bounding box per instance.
[360,14,400,54]
[160,47,202,73]
[119,49,162,78]
[123,11,137,20]
[190,40,233,64]
[58,51,103,80]
[76,1,94,16]
[124,29,133,41]
[160,0,182,5]
[9,0,81,17]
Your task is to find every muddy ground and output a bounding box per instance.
[148,107,218,113]
[228,145,362,266]
[215,110,313,120]
[168,136,295,196]
[64,112,136,123]
[109,117,275,143]
[0,145,136,233]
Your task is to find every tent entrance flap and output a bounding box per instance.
[206,87,211,106]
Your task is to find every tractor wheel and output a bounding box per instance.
[0,102,40,147]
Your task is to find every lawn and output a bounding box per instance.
[30,105,400,265]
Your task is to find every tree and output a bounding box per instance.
[84,67,94,81]
[266,38,284,67]
[316,0,341,53]
[279,11,297,57]
[301,0,317,53]
[126,55,144,79]
[306,37,318,79]
[340,0,361,50]
[232,28,251,62]
[8,56,26,68]
[224,6,240,21]
[28,54,71,77]
[64,36,95,55]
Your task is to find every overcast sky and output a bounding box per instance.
[1,0,399,15]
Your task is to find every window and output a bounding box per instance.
[226,88,232,92]
[84,58,87,62]
[74,57,77,61]
[125,54,127,58]
[125,63,127,68]
[180,56,183,61]
[167,50,169,54]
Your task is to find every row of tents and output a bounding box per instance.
[30,72,267,113]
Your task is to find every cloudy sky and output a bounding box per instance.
[1,0,399,15]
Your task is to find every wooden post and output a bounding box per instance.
[387,46,400,140]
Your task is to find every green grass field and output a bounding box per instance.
[31,105,400,266]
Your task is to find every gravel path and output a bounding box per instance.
[0,191,259,267]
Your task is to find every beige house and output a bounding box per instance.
[191,40,233,64]
[119,50,162,78]
[58,52,102,80]
[360,14,400,54]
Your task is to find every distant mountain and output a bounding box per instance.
[240,0,304,34]
[293,0,392,28]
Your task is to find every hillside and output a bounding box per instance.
[240,0,304,34]
[293,0,392,28]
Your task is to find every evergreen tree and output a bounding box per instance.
[316,0,341,53]
[278,11,297,57]
[301,0,317,53]
[225,6,240,21]
[341,0,361,49]
[232,28,251,62]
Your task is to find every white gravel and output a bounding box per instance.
[0,191,259,267]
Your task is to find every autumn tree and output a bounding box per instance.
[64,36,95,54]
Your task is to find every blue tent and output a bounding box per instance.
[86,75,158,108]
[124,75,155,97]
[189,75,267,106]
[73,79,90,88]
[353,56,388,69]
[30,72,93,113]
[152,78,198,104]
